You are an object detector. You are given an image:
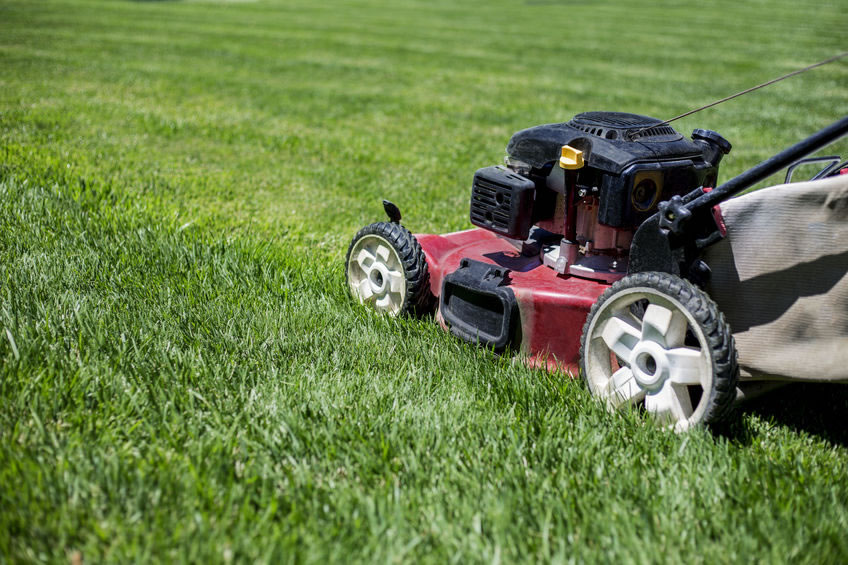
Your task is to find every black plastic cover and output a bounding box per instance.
[597,160,708,228]
[470,166,536,240]
[506,112,706,174]
[441,259,517,351]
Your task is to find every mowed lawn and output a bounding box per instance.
[2,0,848,562]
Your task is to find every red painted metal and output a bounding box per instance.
[702,187,728,237]
[416,228,610,376]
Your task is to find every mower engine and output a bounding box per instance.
[470,112,731,281]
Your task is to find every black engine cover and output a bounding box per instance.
[501,111,728,228]
[506,112,706,174]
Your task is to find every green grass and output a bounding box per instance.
[2,0,848,562]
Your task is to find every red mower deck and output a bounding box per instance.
[417,228,608,374]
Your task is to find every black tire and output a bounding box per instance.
[345,222,435,316]
[580,271,738,430]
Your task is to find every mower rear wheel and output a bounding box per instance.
[580,271,738,431]
[345,222,434,316]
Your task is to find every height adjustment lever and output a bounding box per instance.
[657,196,692,235]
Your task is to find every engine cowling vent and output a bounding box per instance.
[567,111,682,142]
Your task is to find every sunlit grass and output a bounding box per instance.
[1,0,847,561]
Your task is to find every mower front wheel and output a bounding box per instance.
[345,222,435,316]
[580,271,738,431]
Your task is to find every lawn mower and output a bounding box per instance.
[345,111,848,431]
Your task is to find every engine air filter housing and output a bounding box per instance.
[469,165,536,240]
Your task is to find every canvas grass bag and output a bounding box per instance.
[704,173,848,382]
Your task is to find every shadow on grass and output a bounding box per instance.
[721,383,848,447]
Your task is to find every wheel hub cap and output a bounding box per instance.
[369,264,388,295]
[629,341,669,390]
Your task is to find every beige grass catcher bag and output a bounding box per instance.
[704,174,848,382]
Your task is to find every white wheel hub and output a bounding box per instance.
[347,234,407,315]
[585,288,713,431]
[630,340,670,390]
